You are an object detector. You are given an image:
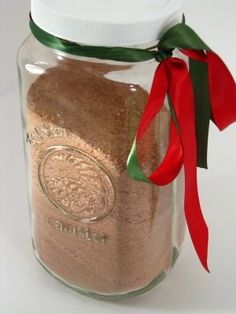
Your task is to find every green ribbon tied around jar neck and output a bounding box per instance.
[29,13,236,272]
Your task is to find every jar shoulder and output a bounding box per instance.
[17,35,59,71]
[17,35,158,84]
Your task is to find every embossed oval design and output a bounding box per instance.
[38,146,115,222]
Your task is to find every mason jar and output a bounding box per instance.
[17,0,185,299]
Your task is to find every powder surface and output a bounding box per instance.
[25,58,185,294]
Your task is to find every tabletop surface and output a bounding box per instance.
[1,1,236,313]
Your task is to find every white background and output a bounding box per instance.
[1,1,236,313]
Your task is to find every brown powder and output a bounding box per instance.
[25,58,185,295]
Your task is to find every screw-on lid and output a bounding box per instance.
[31,0,184,46]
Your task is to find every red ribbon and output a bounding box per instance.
[136,55,236,271]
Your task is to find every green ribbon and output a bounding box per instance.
[189,59,211,168]
[30,18,157,62]
[30,16,212,168]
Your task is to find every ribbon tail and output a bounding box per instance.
[189,58,211,169]
[165,58,210,272]
[207,52,236,130]
[184,172,210,272]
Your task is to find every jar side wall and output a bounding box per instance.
[18,35,186,296]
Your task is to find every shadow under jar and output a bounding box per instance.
[17,0,185,300]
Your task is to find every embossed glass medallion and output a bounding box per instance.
[38,146,115,222]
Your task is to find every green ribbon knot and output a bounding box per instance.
[155,49,173,62]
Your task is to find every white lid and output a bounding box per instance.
[31,0,184,46]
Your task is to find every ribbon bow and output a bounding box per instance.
[127,21,236,272]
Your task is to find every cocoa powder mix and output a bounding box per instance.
[25,58,185,295]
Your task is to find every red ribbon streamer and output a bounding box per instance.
[136,55,236,272]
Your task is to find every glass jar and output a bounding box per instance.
[17,0,185,299]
